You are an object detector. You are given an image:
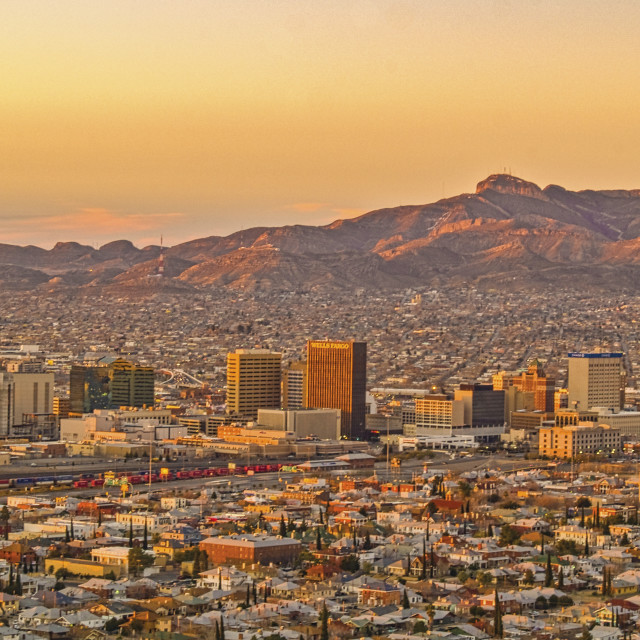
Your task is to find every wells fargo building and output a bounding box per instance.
[306,340,367,440]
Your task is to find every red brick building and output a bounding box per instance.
[199,535,301,566]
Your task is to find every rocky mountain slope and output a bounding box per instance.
[3,174,640,294]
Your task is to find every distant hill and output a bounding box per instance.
[4,174,640,294]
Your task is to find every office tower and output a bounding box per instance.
[455,383,506,428]
[69,357,154,414]
[110,359,154,408]
[70,365,112,413]
[0,373,14,437]
[567,352,624,412]
[510,360,555,412]
[53,396,71,419]
[305,340,367,440]
[282,361,306,409]
[226,349,282,419]
[11,372,54,425]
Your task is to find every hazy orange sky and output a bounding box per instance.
[3,1,640,248]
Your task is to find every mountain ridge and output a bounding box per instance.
[3,174,640,294]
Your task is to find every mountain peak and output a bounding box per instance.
[476,174,544,199]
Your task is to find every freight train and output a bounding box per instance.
[0,463,283,490]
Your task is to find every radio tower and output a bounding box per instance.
[157,235,165,276]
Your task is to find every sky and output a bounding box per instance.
[3,0,640,248]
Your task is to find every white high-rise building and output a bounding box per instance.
[567,352,624,412]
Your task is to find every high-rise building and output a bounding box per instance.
[226,349,282,419]
[510,360,555,412]
[282,361,306,409]
[0,373,15,437]
[69,358,154,414]
[11,372,54,425]
[110,359,154,408]
[305,340,366,440]
[567,352,624,412]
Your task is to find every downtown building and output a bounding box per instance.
[69,357,154,414]
[305,340,367,440]
[226,349,282,419]
[567,352,625,413]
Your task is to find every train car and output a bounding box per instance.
[0,479,10,489]
[73,480,89,489]
[176,471,191,480]
[128,475,143,485]
[217,468,230,476]
[203,468,217,477]
[14,478,35,487]
[80,473,95,480]
[90,478,104,487]
[256,465,268,473]
[34,476,56,486]
[191,469,204,478]
[57,475,74,485]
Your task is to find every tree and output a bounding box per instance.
[363,531,372,551]
[545,554,553,588]
[524,569,535,586]
[0,507,9,541]
[340,554,360,572]
[421,537,427,580]
[458,481,472,498]
[413,620,427,634]
[128,547,153,576]
[64,526,70,543]
[97,509,102,527]
[405,553,411,576]
[279,516,287,538]
[487,524,494,537]
[220,615,225,640]
[498,524,521,546]
[105,618,121,634]
[457,570,469,584]
[319,602,329,640]
[576,497,592,528]
[557,566,564,590]
[402,588,410,609]
[14,573,21,597]
[128,519,134,548]
[584,537,590,557]
[143,519,148,550]
[193,548,201,576]
[535,596,548,610]
[493,589,503,638]
[621,532,630,546]
[70,518,75,541]
[246,583,250,607]
[316,528,322,551]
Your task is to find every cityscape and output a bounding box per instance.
[5,2,640,640]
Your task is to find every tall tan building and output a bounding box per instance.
[511,360,555,412]
[567,352,624,412]
[282,361,306,409]
[538,423,620,459]
[226,349,282,419]
[306,340,366,440]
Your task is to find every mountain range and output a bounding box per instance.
[4,174,640,294]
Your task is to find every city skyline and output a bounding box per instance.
[4,1,640,247]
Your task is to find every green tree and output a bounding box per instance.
[340,554,360,572]
[498,524,521,546]
[524,569,535,586]
[412,620,427,633]
[457,570,469,584]
[458,481,472,498]
[576,497,592,528]
[143,519,148,550]
[316,528,322,551]
[557,566,564,590]
[402,588,410,609]
[319,602,329,640]
[545,554,553,588]
[128,519,134,548]
[363,531,372,550]
[0,507,9,541]
[128,547,153,576]
[279,516,287,538]
[493,589,503,638]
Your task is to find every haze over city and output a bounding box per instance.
[4,1,640,247]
